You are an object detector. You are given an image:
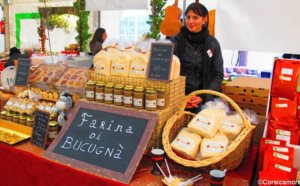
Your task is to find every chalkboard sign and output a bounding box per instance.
[44,101,158,184]
[30,110,50,148]
[147,43,174,81]
[15,58,31,86]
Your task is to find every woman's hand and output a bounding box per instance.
[186,96,202,109]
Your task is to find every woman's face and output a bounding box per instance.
[185,10,207,33]
[102,32,107,41]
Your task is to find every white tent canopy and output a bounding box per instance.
[216,0,300,54]
[86,0,148,11]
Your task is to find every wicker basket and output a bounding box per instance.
[162,90,256,170]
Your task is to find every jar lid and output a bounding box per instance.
[87,80,96,85]
[105,83,114,88]
[124,85,134,90]
[146,88,157,93]
[27,117,34,122]
[114,84,124,89]
[96,82,105,86]
[13,114,19,118]
[157,88,166,92]
[134,86,144,92]
[49,121,58,127]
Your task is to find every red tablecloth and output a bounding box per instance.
[0,142,258,186]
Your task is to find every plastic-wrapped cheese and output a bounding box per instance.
[219,115,243,140]
[200,132,229,159]
[171,128,202,159]
[170,55,180,80]
[129,53,148,78]
[111,51,131,77]
[188,108,226,138]
[93,50,112,75]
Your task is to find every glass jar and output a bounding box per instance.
[133,86,145,109]
[0,111,6,120]
[114,84,124,106]
[47,121,59,143]
[86,81,95,101]
[104,83,114,104]
[26,117,34,127]
[123,85,134,108]
[145,88,157,111]
[95,82,105,103]
[6,112,14,121]
[19,114,27,125]
[12,114,20,124]
[157,88,167,109]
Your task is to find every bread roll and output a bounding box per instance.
[171,128,202,159]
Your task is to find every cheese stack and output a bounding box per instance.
[129,53,148,78]
[200,132,229,159]
[188,108,226,138]
[171,128,202,159]
[111,51,131,77]
[93,50,112,75]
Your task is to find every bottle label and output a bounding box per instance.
[104,93,113,101]
[157,99,165,107]
[146,100,157,108]
[86,91,94,98]
[96,92,104,100]
[114,95,123,103]
[134,98,143,107]
[124,96,133,104]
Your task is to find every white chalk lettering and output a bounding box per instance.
[60,136,73,149]
[126,126,134,134]
[80,143,89,152]
[114,125,123,132]
[100,121,106,129]
[78,113,93,127]
[89,132,96,139]
[90,120,97,128]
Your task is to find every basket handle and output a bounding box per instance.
[179,89,251,128]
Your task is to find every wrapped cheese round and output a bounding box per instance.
[188,108,226,138]
[171,128,202,159]
[199,132,229,159]
[219,115,243,140]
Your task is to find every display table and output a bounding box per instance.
[0,141,258,186]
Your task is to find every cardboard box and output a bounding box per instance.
[224,77,271,98]
[232,102,268,116]
[226,93,269,106]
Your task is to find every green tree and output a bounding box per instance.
[146,0,166,40]
[73,0,91,51]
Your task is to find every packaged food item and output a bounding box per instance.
[271,58,300,100]
[188,108,226,138]
[93,50,112,75]
[145,88,157,111]
[95,82,105,103]
[113,84,124,106]
[129,53,148,78]
[111,51,131,77]
[170,55,181,80]
[133,86,144,109]
[104,83,114,104]
[29,64,66,86]
[263,145,294,170]
[55,67,88,92]
[123,85,134,108]
[218,115,243,140]
[85,81,95,101]
[157,88,167,109]
[267,120,300,145]
[171,128,202,159]
[271,97,298,122]
[200,132,229,159]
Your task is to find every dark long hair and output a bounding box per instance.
[89,28,106,46]
[185,2,209,28]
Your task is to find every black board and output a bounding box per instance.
[44,101,158,184]
[15,58,31,86]
[147,43,174,81]
[30,110,50,148]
